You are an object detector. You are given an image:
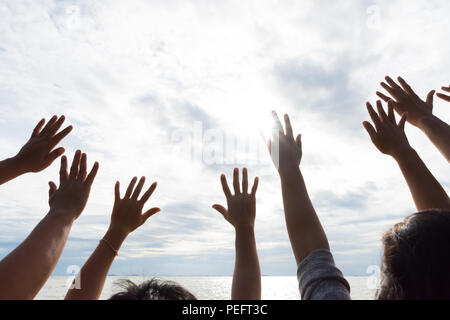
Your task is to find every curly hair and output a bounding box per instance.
[109,278,197,300]
[377,209,450,300]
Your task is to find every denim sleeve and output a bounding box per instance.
[297,249,351,300]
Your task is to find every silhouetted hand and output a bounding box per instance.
[363,100,411,158]
[376,76,435,128]
[213,168,258,229]
[15,116,73,173]
[268,111,302,177]
[48,150,99,222]
[108,177,160,236]
[437,85,450,102]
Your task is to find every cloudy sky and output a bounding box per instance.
[0,0,449,281]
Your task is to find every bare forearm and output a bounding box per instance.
[280,168,329,264]
[232,226,261,300]
[419,115,450,162]
[65,228,127,300]
[0,156,26,185]
[394,148,450,211]
[0,210,73,299]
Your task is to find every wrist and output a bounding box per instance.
[390,145,415,161]
[234,224,255,233]
[105,226,129,249]
[279,166,302,183]
[392,146,418,164]
[417,114,439,131]
[4,155,28,176]
[46,208,76,227]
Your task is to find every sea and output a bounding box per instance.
[35,276,376,300]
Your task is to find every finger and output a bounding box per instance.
[362,121,378,142]
[442,86,450,93]
[59,155,68,183]
[242,168,248,194]
[233,168,240,195]
[48,181,57,197]
[39,115,58,137]
[366,102,382,129]
[397,77,416,95]
[131,176,146,200]
[85,161,99,186]
[296,134,302,150]
[284,114,294,138]
[426,90,435,106]
[376,91,391,102]
[271,111,284,135]
[387,100,396,123]
[45,115,66,138]
[124,176,138,199]
[115,181,121,200]
[385,76,403,93]
[77,153,87,181]
[398,113,408,129]
[142,208,161,223]
[139,182,157,204]
[220,174,232,198]
[380,82,397,98]
[69,150,82,180]
[376,100,388,122]
[49,125,73,149]
[44,147,65,168]
[32,119,46,137]
[212,204,228,218]
[437,93,450,102]
[251,177,259,196]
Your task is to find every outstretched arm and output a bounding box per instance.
[377,76,450,162]
[0,150,98,299]
[213,168,261,300]
[363,100,450,211]
[268,112,329,265]
[0,116,72,185]
[65,177,160,300]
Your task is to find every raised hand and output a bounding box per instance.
[376,76,435,128]
[109,177,160,237]
[363,100,450,211]
[65,176,160,300]
[213,168,261,300]
[0,149,98,300]
[437,85,450,102]
[16,115,72,173]
[363,100,411,158]
[268,111,302,177]
[213,168,259,229]
[48,150,99,222]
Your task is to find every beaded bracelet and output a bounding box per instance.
[100,238,118,256]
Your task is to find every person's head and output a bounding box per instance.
[109,278,197,300]
[377,209,450,300]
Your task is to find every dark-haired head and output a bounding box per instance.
[109,278,197,300]
[377,209,450,300]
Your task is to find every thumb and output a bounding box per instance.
[44,148,65,167]
[142,207,161,223]
[48,181,57,197]
[398,113,408,129]
[296,134,302,150]
[426,90,435,107]
[212,204,227,218]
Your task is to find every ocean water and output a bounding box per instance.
[35,276,376,300]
